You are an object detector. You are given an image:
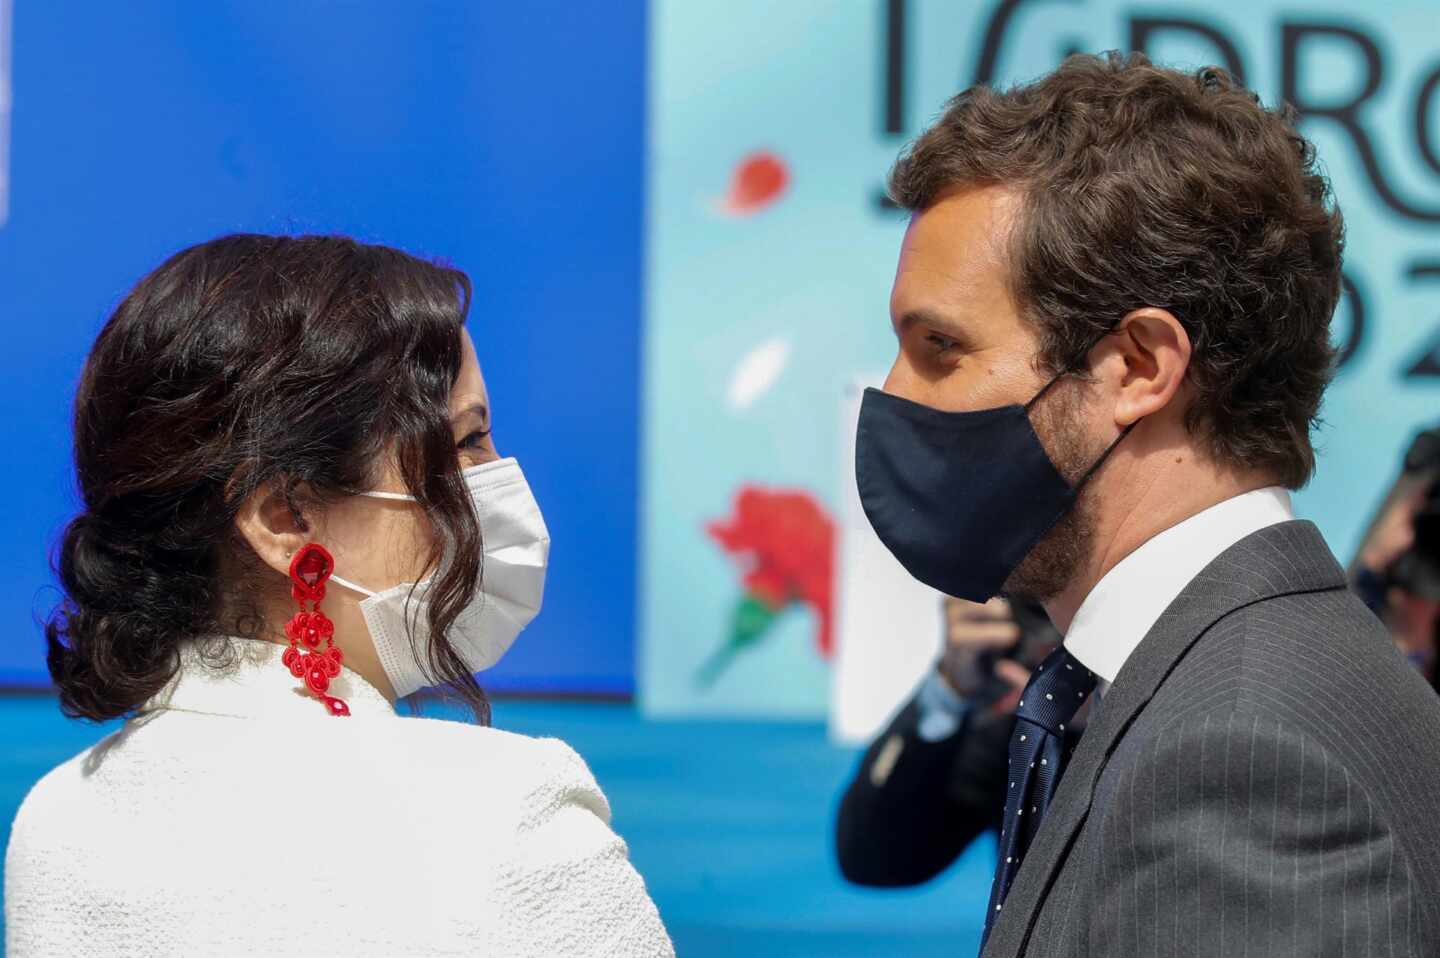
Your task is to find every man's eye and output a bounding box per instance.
[926,332,959,354]
[458,429,491,449]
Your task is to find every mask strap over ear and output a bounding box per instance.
[1074,421,1137,491]
[1023,325,1123,413]
[329,573,378,599]
[1021,323,1137,490]
[340,483,433,594]
[359,490,416,502]
[1024,367,1069,412]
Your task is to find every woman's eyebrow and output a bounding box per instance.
[452,402,490,424]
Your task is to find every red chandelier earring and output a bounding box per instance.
[283,543,351,717]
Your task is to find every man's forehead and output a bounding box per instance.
[899,184,1018,273]
[892,184,1021,317]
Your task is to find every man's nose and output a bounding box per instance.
[881,356,914,400]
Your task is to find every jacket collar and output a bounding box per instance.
[982,520,1347,956]
[138,635,397,720]
[1064,486,1293,688]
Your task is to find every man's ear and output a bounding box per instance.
[233,480,312,579]
[1105,307,1192,427]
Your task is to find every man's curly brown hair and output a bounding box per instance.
[889,51,1345,489]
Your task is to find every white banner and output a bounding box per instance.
[830,379,946,744]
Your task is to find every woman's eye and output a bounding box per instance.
[458,429,491,450]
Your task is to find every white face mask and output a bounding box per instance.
[329,457,550,698]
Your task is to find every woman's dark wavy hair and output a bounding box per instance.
[46,234,492,723]
[889,52,1345,489]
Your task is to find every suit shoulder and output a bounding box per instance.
[1163,587,1437,722]
[1138,587,1440,812]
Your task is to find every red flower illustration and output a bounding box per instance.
[698,485,835,687]
[717,151,789,215]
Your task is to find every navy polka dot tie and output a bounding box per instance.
[981,645,1097,945]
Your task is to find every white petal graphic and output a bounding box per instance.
[726,337,790,411]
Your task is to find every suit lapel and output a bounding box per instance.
[981,520,1347,956]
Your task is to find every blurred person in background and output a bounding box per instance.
[4,236,673,957]
[1349,425,1440,688]
[835,595,1079,886]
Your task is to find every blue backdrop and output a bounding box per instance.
[0,1,644,695]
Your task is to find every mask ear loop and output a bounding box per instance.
[1022,325,1136,491]
[1023,326,1122,413]
[1023,368,1068,413]
[330,488,419,596]
[1072,421,1137,491]
[329,573,378,598]
[359,490,416,502]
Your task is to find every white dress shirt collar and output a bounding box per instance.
[138,634,396,720]
[1063,486,1294,692]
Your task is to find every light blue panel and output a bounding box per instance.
[644,1,908,717]
[644,0,1440,717]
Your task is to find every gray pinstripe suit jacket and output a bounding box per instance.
[981,520,1440,957]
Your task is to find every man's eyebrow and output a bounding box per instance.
[894,307,972,342]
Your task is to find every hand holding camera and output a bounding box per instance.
[937,595,1061,715]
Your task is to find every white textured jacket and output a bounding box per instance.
[4,636,673,957]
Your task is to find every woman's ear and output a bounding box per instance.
[233,480,311,578]
[1108,307,1192,427]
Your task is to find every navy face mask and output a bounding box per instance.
[854,369,1131,603]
